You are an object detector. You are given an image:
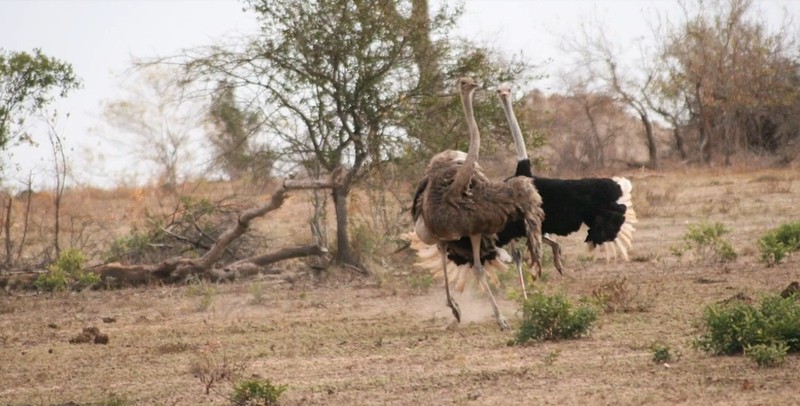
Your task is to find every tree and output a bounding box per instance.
[564,22,660,168]
[656,0,800,164]
[0,48,81,161]
[205,81,275,182]
[103,66,203,188]
[160,0,531,272]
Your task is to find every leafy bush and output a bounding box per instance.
[651,342,673,364]
[34,266,68,291]
[695,295,800,355]
[674,222,737,263]
[757,221,800,266]
[515,291,598,344]
[35,248,97,291]
[105,228,160,264]
[231,378,287,406]
[745,342,788,367]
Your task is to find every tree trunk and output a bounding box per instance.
[331,185,366,273]
[672,124,688,160]
[410,0,443,91]
[695,83,713,164]
[640,112,658,169]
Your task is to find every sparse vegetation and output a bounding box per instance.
[745,342,789,368]
[757,221,800,266]
[408,272,435,293]
[651,342,673,364]
[543,350,561,366]
[515,291,598,344]
[673,222,737,263]
[250,283,267,305]
[99,393,130,406]
[694,295,800,356]
[231,378,287,406]
[590,277,652,313]
[34,248,99,291]
[189,344,247,396]
[186,276,216,311]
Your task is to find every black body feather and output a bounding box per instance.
[413,158,628,266]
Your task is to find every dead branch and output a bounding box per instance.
[2,177,340,290]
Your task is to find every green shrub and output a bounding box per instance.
[34,266,69,291]
[515,291,598,344]
[35,248,97,291]
[53,248,86,274]
[675,222,737,263]
[651,342,673,364]
[231,378,287,406]
[695,295,800,355]
[757,221,800,266]
[100,393,130,406]
[745,342,788,367]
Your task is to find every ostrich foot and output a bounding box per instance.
[447,296,461,323]
[497,316,511,331]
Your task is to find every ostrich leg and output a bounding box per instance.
[545,235,564,275]
[470,235,510,330]
[439,243,461,323]
[512,248,528,300]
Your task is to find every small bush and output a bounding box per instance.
[651,343,673,364]
[674,222,737,263]
[231,378,287,406]
[695,295,800,355]
[515,291,598,344]
[35,248,97,291]
[53,248,86,274]
[757,221,800,266]
[34,266,69,291]
[250,283,266,305]
[590,277,651,313]
[100,393,130,406]
[746,342,788,367]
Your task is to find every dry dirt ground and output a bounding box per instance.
[1,166,800,405]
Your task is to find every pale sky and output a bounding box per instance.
[1,0,797,189]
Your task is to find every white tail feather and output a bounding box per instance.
[406,231,508,292]
[589,177,638,262]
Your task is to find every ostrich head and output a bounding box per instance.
[458,76,478,93]
[426,150,468,171]
[496,82,513,98]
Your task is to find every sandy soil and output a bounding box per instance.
[1,167,799,405]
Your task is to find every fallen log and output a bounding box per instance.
[2,177,338,290]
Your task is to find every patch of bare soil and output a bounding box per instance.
[1,167,799,405]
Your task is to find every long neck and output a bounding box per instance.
[462,89,480,163]
[500,93,528,162]
[451,87,480,193]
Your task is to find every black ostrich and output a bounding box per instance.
[495,83,636,272]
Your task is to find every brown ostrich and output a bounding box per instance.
[415,77,544,330]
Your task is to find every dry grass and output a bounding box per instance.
[1,166,800,405]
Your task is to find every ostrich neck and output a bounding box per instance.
[463,90,480,162]
[500,95,528,162]
[451,88,480,194]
